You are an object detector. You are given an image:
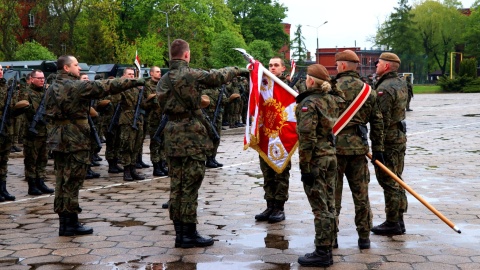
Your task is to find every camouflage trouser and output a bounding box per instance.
[168,153,206,223]
[104,126,121,160]
[53,150,90,214]
[0,136,12,182]
[228,99,241,125]
[205,112,222,158]
[23,136,48,179]
[303,155,337,247]
[374,143,408,222]
[14,115,26,143]
[119,124,143,166]
[335,154,373,238]
[148,124,166,163]
[259,157,290,202]
[406,94,412,110]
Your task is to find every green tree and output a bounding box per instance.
[290,25,307,64]
[459,58,477,78]
[247,40,274,66]
[209,30,246,68]
[0,0,21,60]
[227,0,288,51]
[14,41,56,60]
[412,0,467,75]
[464,4,480,58]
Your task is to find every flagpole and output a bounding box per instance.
[366,153,461,234]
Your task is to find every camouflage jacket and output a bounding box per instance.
[143,78,161,127]
[0,78,15,137]
[334,70,384,155]
[20,83,48,137]
[119,87,144,126]
[45,71,142,153]
[295,87,340,174]
[375,71,407,145]
[156,59,243,157]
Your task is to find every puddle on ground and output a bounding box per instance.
[463,114,480,117]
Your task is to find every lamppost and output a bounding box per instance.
[159,3,180,60]
[306,21,328,62]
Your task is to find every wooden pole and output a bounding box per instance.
[367,153,461,234]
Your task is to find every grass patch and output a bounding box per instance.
[413,84,442,94]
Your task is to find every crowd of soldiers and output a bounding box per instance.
[1,42,409,268]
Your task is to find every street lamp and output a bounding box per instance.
[159,3,180,60]
[306,21,328,62]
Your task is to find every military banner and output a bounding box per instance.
[244,60,299,174]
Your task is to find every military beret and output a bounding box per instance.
[379,52,401,64]
[146,93,156,102]
[97,99,111,108]
[89,107,99,117]
[307,64,330,82]
[335,50,360,63]
[229,93,241,102]
[14,100,30,110]
[200,95,210,108]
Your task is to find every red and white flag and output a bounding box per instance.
[244,60,299,173]
[290,59,296,78]
[134,50,141,74]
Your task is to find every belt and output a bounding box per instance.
[168,112,192,121]
[54,119,88,125]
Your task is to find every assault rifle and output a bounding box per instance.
[212,85,225,128]
[201,109,220,143]
[152,114,168,143]
[107,103,121,135]
[132,87,144,130]
[0,78,17,138]
[88,100,102,152]
[289,71,305,88]
[28,84,48,137]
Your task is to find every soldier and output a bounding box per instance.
[118,68,146,181]
[367,74,374,87]
[371,52,408,235]
[240,77,249,125]
[405,75,414,111]
[332,50,384,249]
[144,66,167,177]
[202,84,227,168]
[12,73,32,152]
[254,56,291,223]
[79,73,100,180]
[18,70,55,196]
[45,55,145,236]
[156,39,247,248]
[0,64,17,201]
[295,64,340,267]
[225,77,242,128]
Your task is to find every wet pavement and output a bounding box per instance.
[1,93,480,270]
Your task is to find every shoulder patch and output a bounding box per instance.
[301,106,308,112]
[377,91,384,96]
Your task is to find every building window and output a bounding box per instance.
[28,13,35,28]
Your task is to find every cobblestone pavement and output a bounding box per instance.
[1,93,480,270]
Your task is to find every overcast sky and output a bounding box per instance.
[279,0,476,57]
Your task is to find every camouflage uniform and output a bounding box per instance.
[0,78,15,200]
[226,78,242,127]
[405,78,413,111]
[144,78,167,173]
[374,71,408,223]
[14,82,29,147]
[333,70,384,240]
[202,85,227,160]
[46,71,143,214]
[156,59,243,224]
[295,86,340,248]
[118,87,144,168]
[103,94,122,161]
[20,83,49,180]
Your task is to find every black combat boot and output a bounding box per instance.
[35,178,54,194]
[85,167,100,179]
[179,223,214,248]
[123,165,134,181]
[160,160,169,175]
[0,181,15,201]
[205,156,218,168]
[174,221,183,247]
[137,154,150,168]
[0,193,5,202]
[255,200,274,221]
[162,200,170,209]
[358,237,371,249]
[153,162,166,177]
[60,213,93,236]
[298,246,333,267]
[58,213,66,236]
[27,177,42,196]
[399,210,406,233]
[212,156,223,167]
[107,159,120,173]
[90,158,101,167]
[130,166,145,180]
[371,220,403,235]
[93,152,102,161]
[268,200,286,223]
[114,158,124,172]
